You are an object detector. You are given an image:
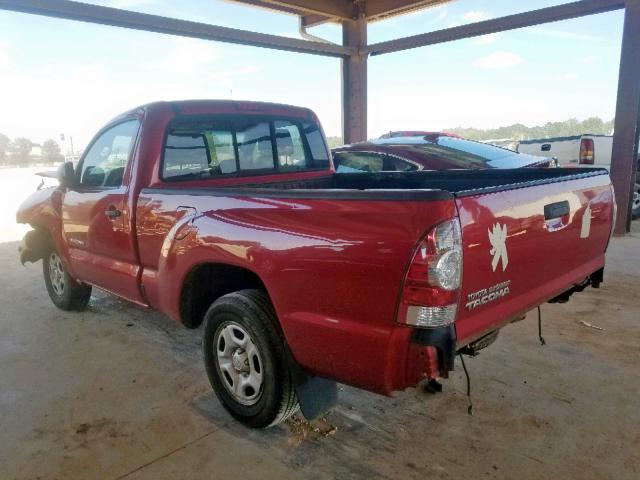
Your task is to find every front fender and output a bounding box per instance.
[16,187,65,265]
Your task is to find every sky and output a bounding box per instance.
[0,0,625,153]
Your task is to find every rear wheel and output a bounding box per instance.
[43,249,92,311]
[202,289,298,428]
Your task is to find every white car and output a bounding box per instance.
[518,134,639,219]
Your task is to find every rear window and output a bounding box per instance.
[162,116,329,180]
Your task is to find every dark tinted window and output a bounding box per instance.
[162,116,329,180]
[334,152,385,173]
[386,155,419,172]
[302,122,329,161]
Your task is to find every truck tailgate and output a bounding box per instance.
[455,171,614,345]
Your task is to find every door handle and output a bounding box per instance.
[543,200,570,232]
[105,206,122,219]
[544,200,570,220]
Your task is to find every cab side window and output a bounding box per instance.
[334,152,385,173]
[385,156,419,172]
[79,120,139,187]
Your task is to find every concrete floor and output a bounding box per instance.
[1,225,639,480]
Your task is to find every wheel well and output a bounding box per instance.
[19,226,53,264]
[179,263,267,329]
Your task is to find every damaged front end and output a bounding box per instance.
[18,229,50,265]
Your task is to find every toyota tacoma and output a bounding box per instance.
[17,100,615,428]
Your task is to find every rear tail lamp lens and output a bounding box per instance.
[406,304,457,328]
[579,138,595,165]
[400,218,463,328]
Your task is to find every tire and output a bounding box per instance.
[202,289,299,428]
[632,177,640,220]
[43,248,92,311]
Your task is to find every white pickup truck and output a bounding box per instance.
[518,134,639,218]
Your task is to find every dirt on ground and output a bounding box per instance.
[1,169,639,479]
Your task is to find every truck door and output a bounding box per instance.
[62,119,145,304]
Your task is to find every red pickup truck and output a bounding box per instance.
[17,100,615,428]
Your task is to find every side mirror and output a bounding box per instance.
[57,162,77,188]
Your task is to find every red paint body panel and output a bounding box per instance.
[136,191,455,393]
[454,174,614,345]
[16,100,615,397]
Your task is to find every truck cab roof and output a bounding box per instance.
[108,100,316,125]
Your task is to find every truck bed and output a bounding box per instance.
[188,167,607,196]
[137,167,613,393]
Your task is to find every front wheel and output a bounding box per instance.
[43,249,92,311]
[202,290,298,428]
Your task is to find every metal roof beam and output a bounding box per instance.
[301,13,336,28]
[365,0,625,56]
[227,0,354,20]
[0,0,353,57]
[364,0,449,21]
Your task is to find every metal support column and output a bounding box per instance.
[341,17,367,144]
[611,0,640,234]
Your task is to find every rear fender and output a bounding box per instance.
[152,211,272,324]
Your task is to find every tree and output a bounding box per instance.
[446,117,614,142]
[0,133,9,165]
[9,137,33,167]
[41,139,64,164]
[326,136,344,148]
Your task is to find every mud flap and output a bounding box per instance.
[18,229,50,265]
[411,324,457,373]
[285,348,337,420]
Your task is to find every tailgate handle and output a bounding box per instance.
[544,201,570,220]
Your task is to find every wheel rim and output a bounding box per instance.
[214,322,264,406]
[48,252,65,297]
[633,182,640,211]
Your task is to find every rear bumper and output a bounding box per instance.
[411,325,456,371]
[403,324,456,388]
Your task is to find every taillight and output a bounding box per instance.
[579,138,594,165]
[399,218,462,328]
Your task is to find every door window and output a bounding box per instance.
[334,152,385,173]
[79,120,139,187]
[385,156,419,171]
